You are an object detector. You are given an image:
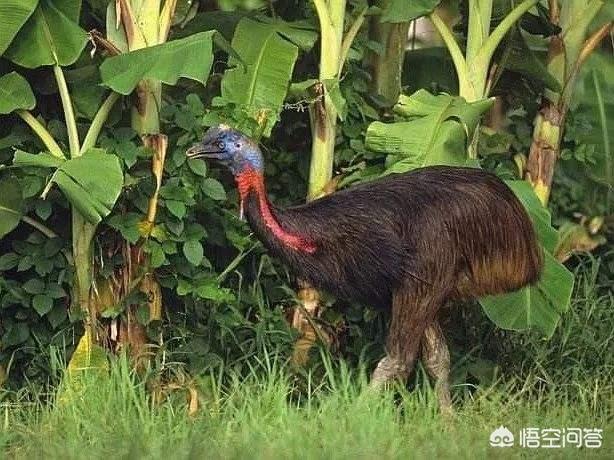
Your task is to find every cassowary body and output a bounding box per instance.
[188,125,543,411]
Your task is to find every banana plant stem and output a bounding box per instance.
[81,92,121,154]
[53,65,81,158]
[16,110,65,159]
[429,12,473,100]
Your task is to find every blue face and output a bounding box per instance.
[186,125,263,175]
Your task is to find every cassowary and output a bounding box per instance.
[187,125,543,411]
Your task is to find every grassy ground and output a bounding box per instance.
[1,258,613,459]
[0,361,611,459]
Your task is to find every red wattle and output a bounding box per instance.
[235,169,316,254]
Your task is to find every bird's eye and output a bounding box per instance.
[235,143,241,148]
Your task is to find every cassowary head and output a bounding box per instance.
[186,125,263,175]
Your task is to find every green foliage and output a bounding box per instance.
[219,18,299,136]
[551,51,614,219]
[0,73,36,114]
[4,0,87,68]
[0,0,38,55]
[506,180,558,253]
[573,53,613,188]
[100,31,217,95]
[480,251,574,336]
[0,179,24,238]
[13,149,123,225]
[381,0,441,23]
[365,90,492,172]
[0,229,73,381]
[501,30,561,92]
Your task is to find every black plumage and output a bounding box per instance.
[245,166,542,309]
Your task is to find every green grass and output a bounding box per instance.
[1,359,612,459]
[1,257,613,459]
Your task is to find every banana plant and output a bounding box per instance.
[364,0,441,107]
[429,0,541,156]
[0,0,218,369]
[524,1,612,205]
[96,0,223,362]
[0,0,123,354]
[100,0,179,360]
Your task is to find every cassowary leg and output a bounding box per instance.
[421,320,453,414]
[291,279,324,365]
[370,284,444,387]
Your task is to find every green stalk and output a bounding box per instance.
[294,0,348,365]
[118,0,175,356]
[429,12,473,100]
[131,80,162,135]
[525,7,611,206]
[53,65,80,158]
[82,92,121,154]
[16,110,65,159]
[308,0,346,200]
[340,7,367,75]
[53,64,96,338]
[466,0,492,63]
[127,0,163,136]
[72,213,97,336]
[159,0,177,42]
[432,0,539,159]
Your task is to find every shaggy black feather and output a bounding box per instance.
[244,165,543,310]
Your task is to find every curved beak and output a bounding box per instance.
[186,142,224,160]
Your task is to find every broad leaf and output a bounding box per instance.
[257,17,318,51]
[0,179,24,238]
[32,294,53,316]
[4,0,87,68]
[13,149,123,225]
[0,0,39,55]
[0,72,36,114]
[100,31,216,95]
[201,178,227,201]
[221,18,299,137]
[2,323,30,347]
[365,90,493,173]
[49,0,81,22]
[480,251,574,337]
[13,150,64,168]
[381,0,441,23]
[505,180,558,253]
